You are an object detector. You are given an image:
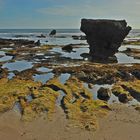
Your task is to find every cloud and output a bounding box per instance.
[37,4,111,17]
[37,0,140,17]
[37,0,140,28]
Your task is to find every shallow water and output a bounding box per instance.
[84,83,140,105]
[0,56,13,62]
[0,51,5,55]
[56,90,66,106]
[33,73,54,84]
[59,73,71,84]
[49,45,140,64]
[37,67,52,73]
[50,46,89,59]
[2,60,33,72]
[116,53,140,64]
[26,95,33,102]
[8,72,15,79]
[119,44,140,51]
[13,102,22,114]
[83,83,119,103]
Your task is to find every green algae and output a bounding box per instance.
[22,86,59,121]
[0,78,59,121]
[46,76,109,130]
[112,80,140,102]
[0,75,110,130]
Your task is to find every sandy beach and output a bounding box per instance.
[0,104,140,140]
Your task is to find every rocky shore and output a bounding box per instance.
[0,23,140,140]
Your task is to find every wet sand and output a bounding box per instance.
[0,104,140,140]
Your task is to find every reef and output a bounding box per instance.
[46,76,109,130]
[0,75,110,130]
[53,63,140,84]
[0,77,60,121]
[80,19,131,60]
[112,80,140,102]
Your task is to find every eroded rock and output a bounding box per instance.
[80,19,131,60]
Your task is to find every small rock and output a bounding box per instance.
[97,87,111,101]
[35,40,40,46]
[62,44,73,52]
[88,83,93,89]
[118,93,132,103]
[132,70,140,79]
[49,29,56,36]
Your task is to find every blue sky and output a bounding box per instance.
[0,0,140,29]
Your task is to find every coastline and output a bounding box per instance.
[0,30,140,139]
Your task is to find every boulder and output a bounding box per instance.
[62,44,73,52]
[97,87,111,101]
[49,29,56,36]
[118,93,132,103]
[80,19,131,60]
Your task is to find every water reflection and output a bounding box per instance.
[33,73,54,84]
[116,53,140,64]
[0,56,13,62]
[2,60,33,72]
[59,73,71,84]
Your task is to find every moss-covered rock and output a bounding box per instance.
[112,80,140,102]
[0,77,59,121]
[47,76,109,130]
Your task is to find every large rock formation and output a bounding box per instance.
[80,19,131,60]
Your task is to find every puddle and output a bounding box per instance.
[2,60,33,72]
[33,73,54,84]
[116,53,140,64]
[26,95,33,102]
[13,102,22,114]
[56,90,66,106]
[63,47,89,59]
[128,98,140,106]
[8,72,15,79]
[84,83,140,105]
[119,45,140,52]
[50,46,140,64]
[0,51,5,55]
[59,73,71,84]
[0,56,13,62]
[84,83,119,103]
[37,67,52,73]
[50,47,89,59]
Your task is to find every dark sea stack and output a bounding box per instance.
[80,19,132,60]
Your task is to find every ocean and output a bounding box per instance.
[0,29,139,44]
[0,29,140,64]
[0,29,85,45]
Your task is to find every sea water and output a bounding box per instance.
[0,29,140,63]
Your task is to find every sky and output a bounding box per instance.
[0,0,140,29]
